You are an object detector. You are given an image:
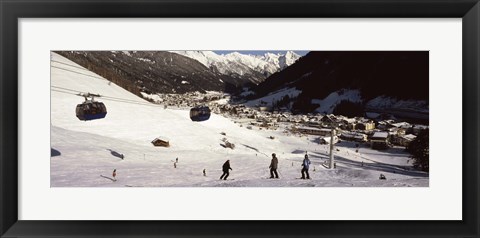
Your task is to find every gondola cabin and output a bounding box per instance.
[76,100,107,121]
[190,106,211,121]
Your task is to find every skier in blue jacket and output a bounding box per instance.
[301,154,311,179]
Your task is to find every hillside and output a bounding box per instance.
[250,51,429,118]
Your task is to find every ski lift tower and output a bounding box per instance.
[329,128,336,169]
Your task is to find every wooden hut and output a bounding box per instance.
[151,137,170,147]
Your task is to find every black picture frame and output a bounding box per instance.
[1,0,479,237]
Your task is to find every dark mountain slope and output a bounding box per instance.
[252,51,428,113]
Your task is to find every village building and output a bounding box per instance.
[336,117,355,130]
[293,126,333,136]
[392,134,417,147]
[339,132,368,142]
[376,121,389,130]
[388,127,407,136]
[370,131,390,150]
[356,121,375,131]
[412,124,429,135]
[320,114,338,127]
[258,106,271,112]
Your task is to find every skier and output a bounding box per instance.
[203,169,206,176]
[176,157,178,163]
[112,169,117,181]
[269,153,279,179]
[220,160,232,180]
[301,154,311,179]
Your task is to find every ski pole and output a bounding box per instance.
[277,169,284,178]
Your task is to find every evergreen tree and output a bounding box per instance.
[407,129,429,172]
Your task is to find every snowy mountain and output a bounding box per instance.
[249,51,429,122]
[50,52,428,187]
[171,51,301,84]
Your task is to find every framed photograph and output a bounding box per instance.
[1,0,479,237]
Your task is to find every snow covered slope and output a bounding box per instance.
[51,52,428,187]
[312,89,363,114]
[171,51,301,84]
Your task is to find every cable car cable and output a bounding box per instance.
[51,65,107,81]
[51,88,163,108]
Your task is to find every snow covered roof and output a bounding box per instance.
[391,122,411,128]
[413,124,429,129]
[372,132,389,139]
[341,132,366,139]
[152,137,169,143]
[403,134,417,140]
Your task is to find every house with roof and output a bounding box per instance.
[320,114,339,128]
[392,134,417,147]
[370,131,390,150]
[294,126,333,136]
[340,132,368,142]
[151,137,170,147]
[356,120,376,131]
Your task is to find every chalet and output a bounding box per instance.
[376,120,394,130]
[320,114,337,127]
[151,137,170,147]
[370,131,390,150]
[356,121,375,131]
[277,114,289,122]
[336,117,354,130]
[258,106,271,112]
[388,127,406,136]
[392,134,417,147]
[294,127,333,136]
[412,125,429,135]
[339,132,367,142]
[390,122,411,129]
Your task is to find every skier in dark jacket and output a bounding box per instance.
[301,154,311,179]
[269,153,279,178]
[220,160,233,180]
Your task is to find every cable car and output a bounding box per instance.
[190,106,211,121]
[76,93,107,121]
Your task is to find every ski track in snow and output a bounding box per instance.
[50,52,428,187]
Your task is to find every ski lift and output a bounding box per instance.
[189,106,211,121]
[75,93,107,121]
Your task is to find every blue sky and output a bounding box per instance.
[213,51,309,56]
